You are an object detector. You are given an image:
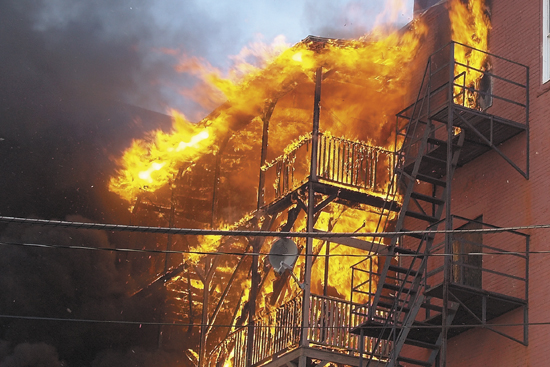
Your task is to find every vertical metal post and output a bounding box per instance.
[246,239,260,367]
[440,42,455,367]
[299,67,323,367]
[323,220,334,297]
[323,242,330,297]
[158,175,179,349]
[525,66,530,179]
[311,67,322,182]
[257,102,276,209]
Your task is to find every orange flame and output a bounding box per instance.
[109,19,432,206]
[448,0,491,107]
[109,110,212,202]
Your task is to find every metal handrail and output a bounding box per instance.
[262,133,396,201]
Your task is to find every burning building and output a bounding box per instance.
[45,0,539,366]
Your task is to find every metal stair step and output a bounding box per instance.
[397,168,446,187]
[394,245,422,255]
[427,137,461,150]
[382,283,417,294]
[422,154,447,165]
[397,356,432,367]
[400,228,434,241]
[377,300,399,310]
[415,172,447,187]
[388,264,419,276]
[406,210,439,223]
[410,191,445,206]
[405,338,440,350]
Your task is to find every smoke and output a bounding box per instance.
[0,216,178,367]
[0,0,414,365]
[0,0,252,222]
[0,342,61,367]
[303,0,413,39]
[0,1,173,222]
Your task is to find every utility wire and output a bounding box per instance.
[0,240,535,258]
[0,314,541,329]
[0,215,538,238]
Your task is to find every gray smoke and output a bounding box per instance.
[0,216,173,366]
[0,1,403,366]
[0,342,61,367]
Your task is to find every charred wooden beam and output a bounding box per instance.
[312,229,390,254]
[311,181,401,210]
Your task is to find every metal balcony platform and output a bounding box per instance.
[403,104,528,179]
[257,346,373,367]
[350,281,526,346]
[424,282,526,340]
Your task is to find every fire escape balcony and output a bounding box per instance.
[210,293,390,367]
[351,216,529,345]
[420,215,529,342]
[260,132,398,213]
[395,41,529,180]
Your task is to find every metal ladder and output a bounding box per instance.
[351,58,466,366]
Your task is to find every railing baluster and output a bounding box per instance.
[337,139,342,183]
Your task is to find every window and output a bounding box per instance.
[452,218,483,288]
[544,0,550,83]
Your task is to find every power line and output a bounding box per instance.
[0,215,538,238]
[0,313,541,329]
[0,240,536,258]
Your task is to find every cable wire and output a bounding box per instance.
[0,215,539,238]
[0,240,537,258]
[0,314,541,329]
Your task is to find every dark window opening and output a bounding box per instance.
[452,217,483,288]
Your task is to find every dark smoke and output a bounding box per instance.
[0,0,408,365]
[0,1,239,365]
[0,216,172,366]
[0,342,61,367]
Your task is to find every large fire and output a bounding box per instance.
[109,21,429,203]
[449,0,491,107]
[108,0,491,363]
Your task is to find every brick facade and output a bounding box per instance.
[418,0,550,365]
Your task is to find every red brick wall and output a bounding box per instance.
[443,0,550,365]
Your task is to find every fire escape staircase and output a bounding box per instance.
[351,41,530,367]
[351,67,467,367]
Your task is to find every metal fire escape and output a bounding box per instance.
[350,41,529,367]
